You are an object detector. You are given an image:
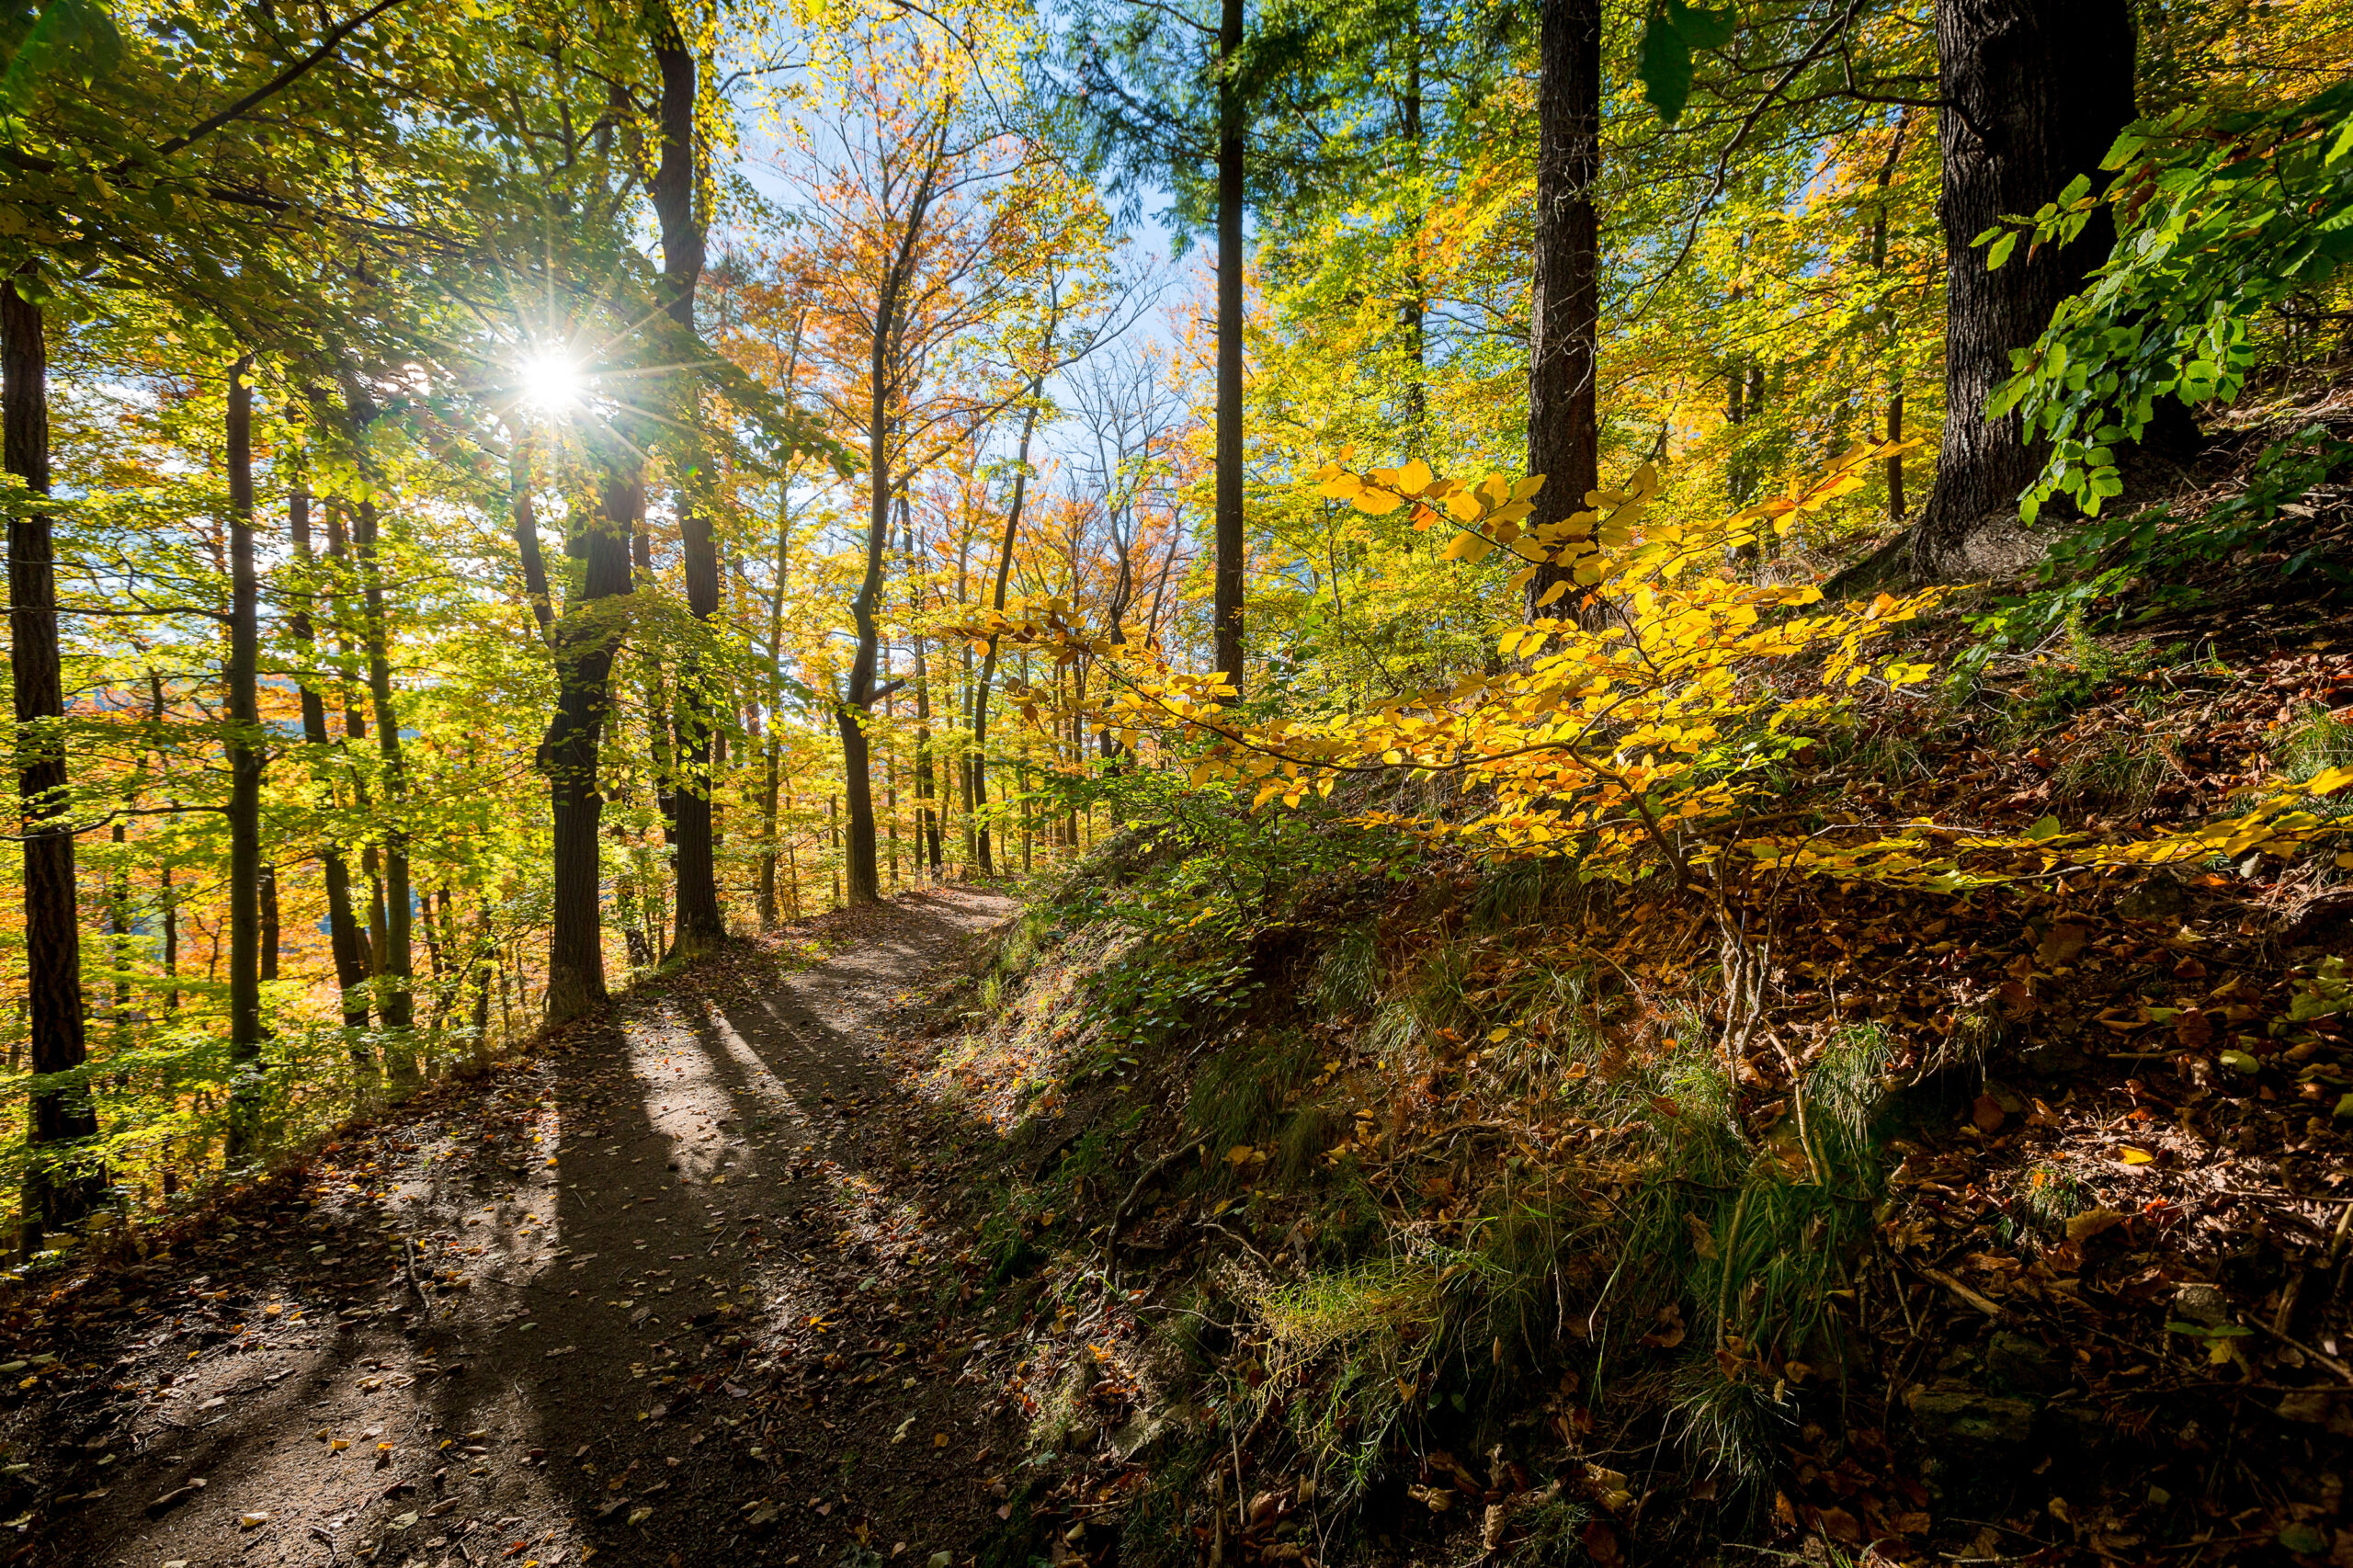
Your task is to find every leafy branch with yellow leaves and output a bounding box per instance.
[962,446,2353,900]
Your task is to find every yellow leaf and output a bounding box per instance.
[2119,1146,2154,1165]
[1355,489,1405,517]
[1535,580,1571,608]
[1509,474,1547,502]
[2306,765,2353,795]
[1440,532,1495,563]
[1397,458,1436,494]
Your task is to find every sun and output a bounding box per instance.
[517,349,585,416]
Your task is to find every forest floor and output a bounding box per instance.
[4,883,1039,1568]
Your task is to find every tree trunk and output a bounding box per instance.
[652,20,723,956]
[971,392,1043,879]
[108,824,130,1049]
[289,472,375,1040]
[352,497,414,1052]
[259,864,278,983]
[225,356,265,1159]
[1910,0,2135,576]
[1212,0,1247,694]
[841,210,921,907]
[542,464,637,1022]
[1400,9,1427,439]
[1525,0,1602,621]
[511,435,554,639]
[5,279,99,1255]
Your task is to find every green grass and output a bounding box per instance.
[1186,1027,1319,1165]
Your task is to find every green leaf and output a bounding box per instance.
[2025,814,2063,843]
[0,0,122,104]
[1984,230,2018,270]
[1635,8,1695,125]
[1668,1,1736,51]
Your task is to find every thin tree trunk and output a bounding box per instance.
[151,674,180,1018]
[108,824,130,1050]
[6,280,98,1254]
[352,496,414,1051]
[290,472,374,1040]
[972,385,1048,878]
[1213,0,1247,693]
[225,356,265,1158]
[511,434,554,639]
[259,865,278,983]
[840,168,938,906]
[1525,0,1602,621]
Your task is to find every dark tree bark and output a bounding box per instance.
[758,499,790,930]
[289,472,374,1040]
[259,864,279,983]
[542,465,636,1021]
[838,141,943,907]
[1525,0,1602,620]
[650,17,723,956]
[1212,0,1247,694]
[225,356,265,1158]
[6,280,99,1255]
[351,495,413,1048]
[510,436,553,639]
[1910,0,2136,575]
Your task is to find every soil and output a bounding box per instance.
[6,886,1029,1568]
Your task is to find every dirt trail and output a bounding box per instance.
[15,887,1019,1568]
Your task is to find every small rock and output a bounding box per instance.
[1909,1390,2039,1446]
[2118,872,2195,922]
[2016,1039,2089,1076]
[1985,1332,2064,1394]
[2172,1282,2230,1327]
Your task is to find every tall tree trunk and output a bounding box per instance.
[1400,6,1427,439]
[1212,0,1247,694]
[352,497,414,1051]
[913,611,939,875]
[108,824,130,1050]
[6,280,98,1255]
[542,464,637,1022]
[290,472,374,1040]
[225,357,265,1158]
[149,673,180,1017]
[652,19,723,955]
[1910,0,2135,576]
[259,864,278,983]
[840,236,918,907]
[1525,0,1602,620]
[759,506,790,931]
[971,379,1048,878]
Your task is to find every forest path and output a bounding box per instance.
[29,885,1021,1568]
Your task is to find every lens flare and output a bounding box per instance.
[517,350,585,415]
